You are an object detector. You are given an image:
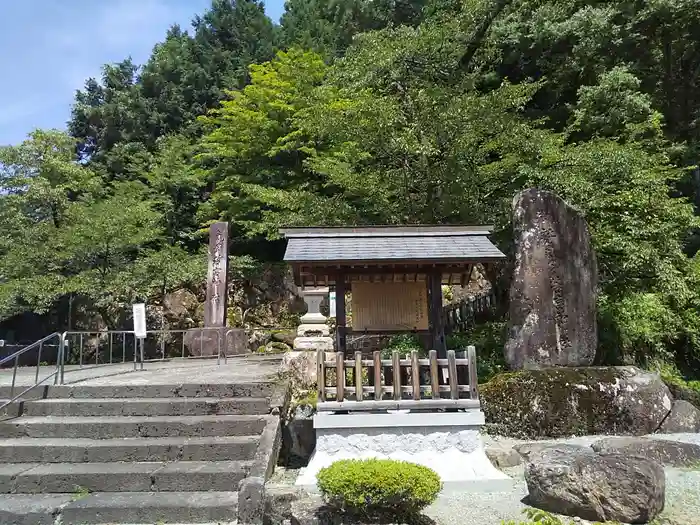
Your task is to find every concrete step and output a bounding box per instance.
[0,491,239,524]
[63,491,239,524]
[0,382,276,400]
[0,435,259,463]
[0,460,252,493]
[0,414,268,439]
[22,396,270,417]
[0,492,73,525]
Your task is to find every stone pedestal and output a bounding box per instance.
[294,287,334,352]
[296,411,513,493]
[184,327,248,357]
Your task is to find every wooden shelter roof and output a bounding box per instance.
[280,225,505,265]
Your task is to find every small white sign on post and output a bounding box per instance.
[132,303,147,339]
[329,291,336,318]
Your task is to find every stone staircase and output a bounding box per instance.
[0,376,287,525]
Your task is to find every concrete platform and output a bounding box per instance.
[0,354,282,388]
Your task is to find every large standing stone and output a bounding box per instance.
[505,189,598,369]
[480,366,673,438]
[525,445,665,523]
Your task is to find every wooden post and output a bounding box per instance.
[336,352,345,401]
[392,350,401,400]
[447,350,458,400]
[427,270,447,358]
[373,351,382,400]
[429,350,440,399]
[411,350,421,400]
[355,351,363,401]
[335,275,347,356]
[317,349,326,403]
[467,345,479,400]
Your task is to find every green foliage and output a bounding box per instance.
[381,333,424,359]
[5,0,700,378]
[317,459,441,518]
[447,322,507,383]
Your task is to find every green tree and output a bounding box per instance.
[280,0,427,57]
[69,0,276,179]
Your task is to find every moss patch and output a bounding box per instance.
[480,366,669,439]
[663,375,700,410]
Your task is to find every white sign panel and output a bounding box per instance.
[329,291,336,317]
[132,303,147,339]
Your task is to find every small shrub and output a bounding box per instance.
[381,333,425,359]
[317,459,441,518]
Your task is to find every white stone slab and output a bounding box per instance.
[295,422,512,492]
[293,337,334,351]
[296,324,331,337]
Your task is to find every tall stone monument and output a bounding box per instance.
[185,222,246,356]
[205,221,229,329]
[504,188,598,369]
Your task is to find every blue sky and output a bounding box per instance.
[0,0,286,147]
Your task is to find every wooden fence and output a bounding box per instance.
[316,347,480,412]
[442,292,495,333]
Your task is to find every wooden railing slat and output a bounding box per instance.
[429,350,440,399]
[317,349,326,402]
[447,349,458,400]
[392,351,401,400]
[355,351,363,402]
[411,350,420,401]
[373,351,382,400]
[336,351,345,401]
[467,345,479,400]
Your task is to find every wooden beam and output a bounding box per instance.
[335,275,347,356]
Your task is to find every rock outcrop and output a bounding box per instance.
[592,436,700,467]
[525,445,665,523]
[481,366,673,438]
[658,399,700,433]
[505,189,598,369]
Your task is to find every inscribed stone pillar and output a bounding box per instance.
[204,221,230,328]
[185,222,245,356]
[504,188,598,369]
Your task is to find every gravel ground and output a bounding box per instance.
[425,465,700,525]
[278,432,700,525]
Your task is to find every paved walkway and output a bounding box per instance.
[0,355,283,387]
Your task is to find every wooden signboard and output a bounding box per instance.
[351,281,428,331]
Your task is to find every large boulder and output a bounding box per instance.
[525,445,665,524]
[658,400,700,433]
[592,436,700,468]
[481,366,673,438]
[505,189,598,369]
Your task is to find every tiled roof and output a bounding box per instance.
[280,226,505,263]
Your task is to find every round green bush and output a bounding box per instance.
[316,458,442,517]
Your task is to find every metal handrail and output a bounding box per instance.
[0,332,63,413]
[57,328,233,384]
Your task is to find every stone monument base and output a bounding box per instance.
[184,327,249,357]
[297,324,331,337]
[293,336,334,351]
[296,411,512,493]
